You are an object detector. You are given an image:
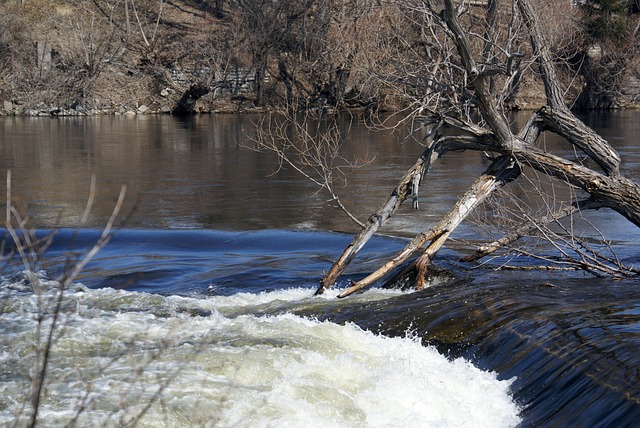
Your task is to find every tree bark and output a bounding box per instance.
[516,0,621,177]
[315,146,429,294]
[337,155,520,298]
[443,0,640,226]
[314,118,506,295]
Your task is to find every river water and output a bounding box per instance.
[0,112,639,426]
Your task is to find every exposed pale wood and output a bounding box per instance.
[337,155,520,298]
[412,156,520,290]
[336,229,443,298]
[315,148,428,294]
[315,120,499,294]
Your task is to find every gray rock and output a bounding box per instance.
[3,100,13,112]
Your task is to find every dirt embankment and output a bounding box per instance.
[1,1,638,117]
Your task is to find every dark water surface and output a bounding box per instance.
[1,112,640,426]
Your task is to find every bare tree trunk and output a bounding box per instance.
[315,146,430,294]
[441,0,640,223]
[516,0,621,177]
[315,116,512,294]
[338,155,520,298]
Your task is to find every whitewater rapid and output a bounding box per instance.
[0,275,520,427]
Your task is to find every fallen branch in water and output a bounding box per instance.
[461,198,604,261]
[317,0,640,295]
[338,154,520,298]
[497,265,579,271]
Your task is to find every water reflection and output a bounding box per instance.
[1,112,640,240]
[0,114,466,233]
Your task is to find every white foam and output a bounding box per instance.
[0,282,520,427]
[192,286,408,316]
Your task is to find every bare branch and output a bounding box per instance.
[247,110,373,229]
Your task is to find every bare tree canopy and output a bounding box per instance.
[1,0,638,114]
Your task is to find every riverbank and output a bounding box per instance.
[1,1,638,118]
[2,68,638,118]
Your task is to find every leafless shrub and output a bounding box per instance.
[248,110,374,227]
[2,171,125,426]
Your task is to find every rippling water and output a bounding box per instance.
[1,229,521,427]
[1,112,640,426]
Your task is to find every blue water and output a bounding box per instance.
[2,227,639,426]
[1,228,525,427]
[35,228,396,295]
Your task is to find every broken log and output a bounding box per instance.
[172,83,210,115]
[337,155,520,298]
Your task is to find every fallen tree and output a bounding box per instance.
[312,0,640,296]
[249,0,640,295]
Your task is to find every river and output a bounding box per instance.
[0,111,639,427]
